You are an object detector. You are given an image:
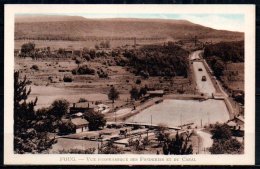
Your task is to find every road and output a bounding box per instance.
[190,51,216,96]
[190,50,202,60]
[196,130,213,154]
[191,50,236,117]
[106,97,163,121]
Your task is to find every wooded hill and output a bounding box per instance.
[15,15,244,42]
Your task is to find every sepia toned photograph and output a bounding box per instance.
[4,5,255,165]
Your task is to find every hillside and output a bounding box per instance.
[15,15,244,42]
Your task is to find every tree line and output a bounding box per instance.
[121,43,189,78]
[203,41,244,78]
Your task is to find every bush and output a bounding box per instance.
[140,70,149,79]
[98,70,108,78]
[58,148,96,154]
[63,75,73,82]
[31,65,39,71]
[83,53,91,61]
[78,98,87,103]
[71,65,95,75]
[136,79,141,85]
[98,73,108,78]
[58,121,76,135]
[71,69,77,75]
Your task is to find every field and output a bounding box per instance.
[222,63,244,91]
[16,49,195,110]
[49,138,99,153]
[15,39,165,50]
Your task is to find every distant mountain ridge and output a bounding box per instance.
[15,15,244,42]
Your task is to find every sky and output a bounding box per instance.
[20,13,245,32]
[65,13,245,32]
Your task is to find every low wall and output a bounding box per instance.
[164,94,208,100]
[223,97,235,119]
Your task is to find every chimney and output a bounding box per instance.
[73,103,76,108]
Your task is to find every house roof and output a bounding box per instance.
[71,118,89,127]
[235,116,244,123]
[226,121,237,127]
[71,102,97,109]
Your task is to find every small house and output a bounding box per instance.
[69,102,96,115]
[71,117,89,133]
[226,115,244,137]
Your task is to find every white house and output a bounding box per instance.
[71,118,89,133]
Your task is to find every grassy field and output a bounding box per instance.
[49,138,99,153]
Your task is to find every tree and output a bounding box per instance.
[108,86,119,104]
[162,132,193,155]
[95,44,100,50]
[213,59,225,78]
[20,42,35,58]
[209,123,243,154]
[50,99,70,118]
[209,138,243,154]
[58,120,76,135]
[130,87,139,100]
[84,110,106,131]
[14,71,55,154]
[139,86,147,97]
[155,124,170,145]
[75,57,82,68]
[14,71,36,121]
[141,136,150,149]
[211,123,232,140]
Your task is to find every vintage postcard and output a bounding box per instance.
[4,4,255,165]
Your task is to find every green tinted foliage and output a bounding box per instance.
[211,123,232,140]
[50,99,70,118]
[84,111,106,131]
[14,71,55,154]
[123,44,189,77]
[108,86,119,103]
[163,132,193,155]
[130,87,139,100]
[209,138,243,154]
